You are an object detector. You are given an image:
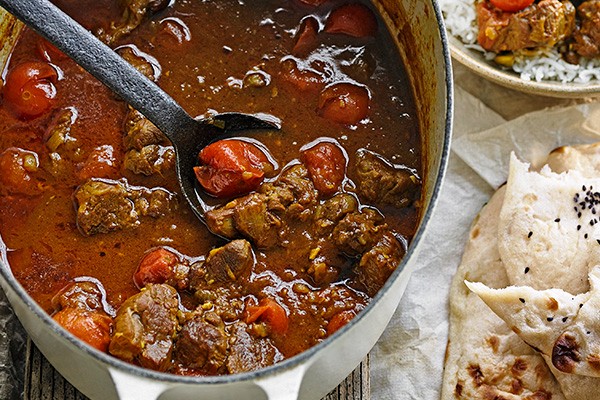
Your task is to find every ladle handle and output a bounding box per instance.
[0,0,195,138]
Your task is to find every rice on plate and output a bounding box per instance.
[440,0,600,86]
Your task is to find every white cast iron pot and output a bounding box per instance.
[0,0,453,398]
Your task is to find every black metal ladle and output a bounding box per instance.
[0,0,281,220]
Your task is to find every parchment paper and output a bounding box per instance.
[370,64,600,400]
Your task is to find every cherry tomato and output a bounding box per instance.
[325,3,378,38]
[300,141,346,196]
[246,298,289,334]
[293,17,319,56]
[194,139,274,198]
[53,307,112,352]
[133,247,179,288]
[0,147,42,195]
[3,61,58,119]
[489,0,534,12]
[37,38,67,62]
[279,58,327,93]
[77,145,118,181]
[317,82,369,125]
[327,310,356,336]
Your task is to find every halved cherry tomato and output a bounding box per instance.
[133,247,179,288]
[246,298,289,334]
[324,3,378,38]
[3,61,58,119]
[489,0,534,12]
[37,38,67,62]
[194,139,274,198]
[293,17,320,56]
[327,310,356,335]
[279,58,327,93]
[53,307,112,352]
[317,82,369,125]
[300,141,346,196]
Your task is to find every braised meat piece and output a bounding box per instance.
[109,284,179,371]
[122,108,175,176]
[226,322,284,374]
[332,208,385,256]
[355,150,420,209]
[476,0,576,53]
[191,239,254,285]
[313,193,358,236]
[571,0,600,58]
[205,164,319,245]
[354,232,404,297]
[174,311,228,373]
[99,0,171,44]
[52,280,108,312]
[117,46,161,82]
[124,144,176,176]
[233,194,282,248]
[74,178,177,236]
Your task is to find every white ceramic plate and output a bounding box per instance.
[447,16,600,99]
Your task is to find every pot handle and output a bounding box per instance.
[108,367,171,400]
[254,363,308,400]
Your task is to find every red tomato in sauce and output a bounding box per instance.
[327,309,356,335]
[134,247,179,288]
[194,139,274,198]
[53,307,112,352]
[317,82,369,125]
[0,147,42,195]
[37,38,67,62]
[293,16,320,56]
[246,298,289,334]
[325,3,378,38]
[3,61,58,119]
[489,0,534,12]
[279,58,327,93]
[301,141,346,197]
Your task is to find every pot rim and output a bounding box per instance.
[0,0,453,388]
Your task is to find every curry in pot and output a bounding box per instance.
[0,0,423,375]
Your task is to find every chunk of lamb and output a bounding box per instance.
[74,178,177,236]
[206,193,282,248]
[226,322,284,374]
[99,0,170,44]
[355,150,420,209]
[313,193,358,236]
[570,1,600,59]
[333,208,385,256]
[122,108,175,176]
[174,311,228,374]
[205,164,318,246]
[476,0,576,52]
[109,284,179,371]
[188,239,254,289]
[354,232,404,297]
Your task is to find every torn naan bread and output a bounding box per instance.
[498,153,600,294]
[441,187,565,400]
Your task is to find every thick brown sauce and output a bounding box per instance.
[0,0,421,370]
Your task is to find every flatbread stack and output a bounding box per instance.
[442,143,600,400]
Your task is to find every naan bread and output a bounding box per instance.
[498,154,600,294]
[546,143,600,176]
[441,186,565,399]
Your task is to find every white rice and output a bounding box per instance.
[439,0,600,83]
